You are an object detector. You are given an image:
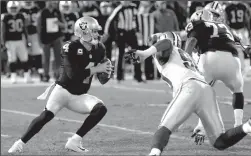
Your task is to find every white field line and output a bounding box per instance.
[1,134,10,138]
[1,108,251,150]
[2,82,251,104]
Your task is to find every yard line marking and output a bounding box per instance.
[2,82,251,104]
[1,134,10,138]
[63,132,75,135]
[2,108,251,150]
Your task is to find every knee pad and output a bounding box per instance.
[90,103,107,117]
[38,109,55,126]
[232,93,244,109]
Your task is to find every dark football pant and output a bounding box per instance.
[42,37,62,79]
[116,30,141,81]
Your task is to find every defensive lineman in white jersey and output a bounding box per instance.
[124,32,251,156]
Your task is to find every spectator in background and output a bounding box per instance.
[152,1,179,78]
[137,1,155,80]
[37,1,65,82]
[99,1,114,60]
[20,1,43,78]
[104,1,143,82]
[153,1,180,33]
[79,1,101,18]
[59,1,79,42]
[1,1,31,83]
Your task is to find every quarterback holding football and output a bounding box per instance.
[8,16,113,154]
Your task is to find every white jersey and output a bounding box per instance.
[153,47,205,95]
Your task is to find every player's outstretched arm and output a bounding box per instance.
[185,37,197,56]
[139,39,173,60]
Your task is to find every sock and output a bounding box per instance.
[213,125,247,150]
[71,134,82,141]
[21,110,54,143]
[151,126,172,152]
[76,103,107,137]
[9,62,17,72]
[232,93,244,126]
[234,109,243,127]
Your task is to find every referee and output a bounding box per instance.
[104,1,142,82]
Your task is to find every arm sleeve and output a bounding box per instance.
[62,43,91,80]
[104,5,121,34]
[36,11,42,42]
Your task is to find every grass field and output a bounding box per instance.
[1,77,251,155]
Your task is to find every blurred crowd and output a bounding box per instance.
[1,1,251,83]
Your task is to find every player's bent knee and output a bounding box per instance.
[32,109,55,132]
[90,103,107,117]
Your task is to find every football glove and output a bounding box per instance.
[191,129,205,145]
[124,49,140,64]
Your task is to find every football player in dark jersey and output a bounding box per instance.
[20,1,43,77]
[59,1,79,42]
[225,1,251,77]
[185,9,246,144]
[225,1,250,45]
[8,16,114,154]
[1,1,32,83]
[125,32,251,156]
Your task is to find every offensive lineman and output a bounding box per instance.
[125,31,251,156]
[1,1,31,83]
[8,16,113,153]
[185,9,246,142]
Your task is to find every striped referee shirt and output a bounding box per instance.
[104,3,138,34]
[137,10,154,46]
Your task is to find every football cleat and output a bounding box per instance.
[8,139,25,153]
[247,118,251,136]
[10,73,17,84]
[65,137,89,153]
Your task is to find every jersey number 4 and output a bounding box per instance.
[204,22,234,41]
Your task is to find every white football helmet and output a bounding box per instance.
[21,1,35,9]
[74,16,102,45]
[59,1,72,14]
[204,1,225,22]
[189,9,213,22]
[7,1,20,16]
[150,32,182,48]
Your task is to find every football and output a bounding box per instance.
[97,58,112,85]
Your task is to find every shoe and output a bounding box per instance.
[65,137,88,153]
[8,139,25,153]
[148,148,161,156]
[10,73,17,84]
[247,118,251,136]
[24,72,33,83]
